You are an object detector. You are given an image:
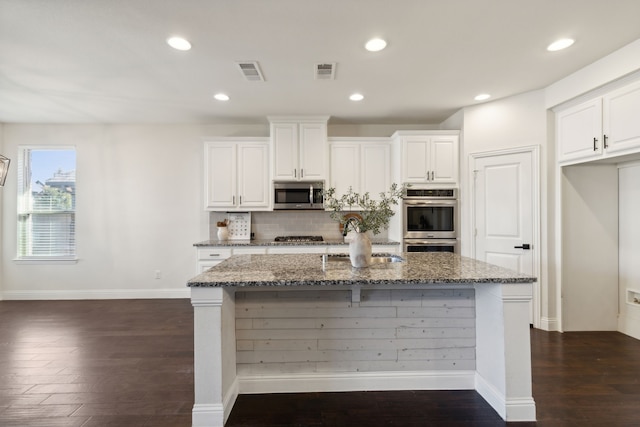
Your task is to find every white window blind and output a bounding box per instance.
[17,147,76,259]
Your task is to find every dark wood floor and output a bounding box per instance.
[1,299,640,426]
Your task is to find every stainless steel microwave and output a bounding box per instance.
[273,181,324,210]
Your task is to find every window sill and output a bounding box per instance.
[13,257,78,265]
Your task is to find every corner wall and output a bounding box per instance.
[459,90,552,329]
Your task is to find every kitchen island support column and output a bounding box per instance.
[191,287,237,427]
[475,282,536,421]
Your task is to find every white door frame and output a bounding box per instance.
[469,145,541,328]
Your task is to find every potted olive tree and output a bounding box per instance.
[324,183,405,267]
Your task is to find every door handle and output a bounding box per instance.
[514,244,531,250]
[593,137,598,151]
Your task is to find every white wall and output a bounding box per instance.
[0,123,4,298]
[459,90,552,327]
[618,162,640,339]
[561,165,618,331]
[0,123,272,299]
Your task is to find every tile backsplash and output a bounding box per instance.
[209,211,388,240]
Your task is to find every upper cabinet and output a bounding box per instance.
[557,79,640,165]
[393,131,459,185]
[204,139,270,211]
[603,80,640,155]
[329,139,390,199]
[269,116,329,181]
[556,99,604,164]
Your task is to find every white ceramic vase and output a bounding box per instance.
[349,232,372,268]
[217,226,229,241]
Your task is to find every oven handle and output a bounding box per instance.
[402,199,457,206]
[404,239,458,245]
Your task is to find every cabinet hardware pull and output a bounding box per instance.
[431,171,434,181]
[239,195,242,205]
[593,137,598,151]
[301,169,304,178]
[514,244,531,250]
[232,195,235,204]
[209,254,220,257]
[604,134,609,149]
[294,169,297,178]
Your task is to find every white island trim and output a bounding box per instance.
[190,281,535,426]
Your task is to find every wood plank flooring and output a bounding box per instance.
[1,299,640,426]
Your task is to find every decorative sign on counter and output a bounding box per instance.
[227,212,251,240]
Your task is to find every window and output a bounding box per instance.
[17,147,76,260]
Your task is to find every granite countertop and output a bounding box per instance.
[193,238,400,247]
[187,252,536,287]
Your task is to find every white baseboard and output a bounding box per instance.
[191,403,225,427]
[223,377,239,423]
[475,373,536,421]
[238,370,475,395]
[618,313,640,340]
[0,288,190,300]
[539,316,560,332]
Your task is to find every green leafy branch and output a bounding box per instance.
[323,183,407,235]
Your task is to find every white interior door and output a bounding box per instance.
[473,149,537,323]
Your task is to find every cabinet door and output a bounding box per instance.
[402,137,429,183]
[603,80,640,155]
[237,143,269,208]
[430,136,458,183]
[330,143,360,196]
[272,123,298,180]
[361,143,390,198]
[299,122,327,180]
[204,143,236,209]
[557,99,603,164]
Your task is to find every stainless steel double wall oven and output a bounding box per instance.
[403,188,458,253]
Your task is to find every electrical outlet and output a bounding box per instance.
[154,270,161,279]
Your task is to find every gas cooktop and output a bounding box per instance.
[274,236,324,242]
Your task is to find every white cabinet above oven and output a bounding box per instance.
[393,131,459,185]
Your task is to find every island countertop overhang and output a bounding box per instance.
[187,252,536,288]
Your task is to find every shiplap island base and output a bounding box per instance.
[188,253,536,426]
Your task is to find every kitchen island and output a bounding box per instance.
[188,252,536,426]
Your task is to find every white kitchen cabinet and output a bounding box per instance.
[269,116,329,181]
[603,79,640,155]
[329,139,391,199]
[556,98,603,164]
[204,139,270,211]
[195,246,266,273]
[394,131,459,184]
[195,247,232,273]
[557,79,640,165]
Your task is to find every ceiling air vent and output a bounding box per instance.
[315,63,336,80]
[236,61,265,81]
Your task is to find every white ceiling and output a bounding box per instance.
[2,0,640,125]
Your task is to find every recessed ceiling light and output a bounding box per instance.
[167,36,191,51]
[365,38,387,52]
[349,93,364,101]
[214,93,229,101]
[474,94,491,101]
[547,38,574,52]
